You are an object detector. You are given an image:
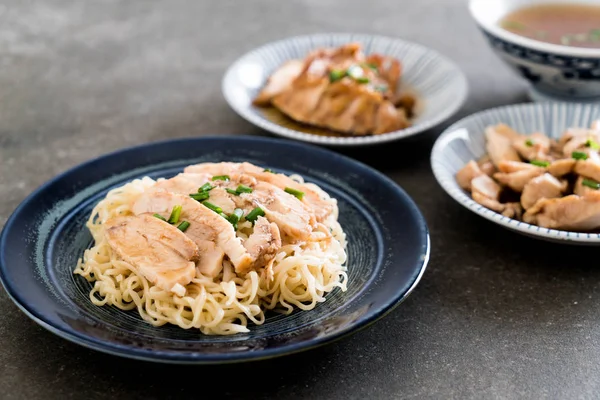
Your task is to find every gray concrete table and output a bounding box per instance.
[1,1,599,399]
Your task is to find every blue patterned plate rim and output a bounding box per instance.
[222,32,468,146]
[0,135,430,363]
[431,102,600,243]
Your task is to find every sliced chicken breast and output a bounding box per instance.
[547,159,576,177]
[253,60,304,106]
[523,191,600,231]
[520,173,567,210]
[456,161,483,191]
[512,132,551,161]
[493,168,546,192]
[485,124,521,167]
[104,214,198,293]
[243,216,281,271]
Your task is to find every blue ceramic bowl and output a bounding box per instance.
[0,136,429,363]
[469,0,600,102]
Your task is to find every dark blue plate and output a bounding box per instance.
[0,136,429,364]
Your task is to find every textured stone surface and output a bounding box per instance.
[1,1,599,399]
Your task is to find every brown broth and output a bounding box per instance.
[500,3,600,48]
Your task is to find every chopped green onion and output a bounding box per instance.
[190,192,210,201]
[212,175,230,181]
[202,201,222,214]
[590,29,600,41]
[153,213,167,222]
[572,151,588,160]
[228,208,244,228]
[168,205,182,224]
[198,183,214,192]
[176,221,190,232]
[525,139,534,147]
[236,184,253,194]
[347,65,363,79]
[355,77,370,84]
[530,160,550,167]
[329,69,346,82]
[582,178,600,190]
[586,139,600,150]
[364,62,378,71]
[245,207,265,224]
[225,188,239,195]
[219,212,229,219]
[263,168,275,173]
[284,187,305,200]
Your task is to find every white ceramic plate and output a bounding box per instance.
[431,102,600,245]
[222,33,468,146]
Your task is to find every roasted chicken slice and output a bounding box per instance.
[104,214,198,293]
[520,173,567,210]
[486,124,521,167]
[523,191,600,231]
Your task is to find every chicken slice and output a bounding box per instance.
[523,191,600,231]
[520,173,568,210]
[184,162,333,222]
[456,161,483,191]
[104,214,198,293]
[243,216,281,274]
[253,60,304,106]
[472,192,522,219]
[153,173,212,195]
[373,102,409,134]
[493,168,546,192]
[486,124,521,167]
[574,152,600,182]
[547,159,576,177]
[512,132,551,161]
[271,75,330,124]
[497,161,539,173]
[477,155,496,176]
[471,175,501,200]
[562,129,600,157]
[574,176,597,196]
[132,192,252,275]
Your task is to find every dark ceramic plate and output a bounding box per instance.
[0,136,429,364]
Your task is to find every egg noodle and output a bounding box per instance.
[74,175,348,335]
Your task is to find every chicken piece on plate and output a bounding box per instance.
[153,173,212,195]
[512,132,552,161]
[547,159,576,177]
[520,173,568,210]
[523,191,600,231]
[104,214,198,293]
[493,167,546,192]
[243,216,281,278]
[471,174,501,200]
[253,60,304,106]
[477,155,496,176]
[562,129,600,157]
[574,151,600,182]
[456,160,483,191]
[497,160,539,173]
[574,176,597,196]
[485,124,521,167]
[471,192,522,219]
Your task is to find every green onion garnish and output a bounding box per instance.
[225,188,239,195]
[153,213,167,221]
[212,175,230,181]
[219,212,229,219]
[177,221,190,232]
[228,208,244,228]
[245,207,265,224]
[190,192,210,201]
[329,69,346,82]
[530,160,550,167]
[525,139,534,147]
[284,187,305,200]
[168,205,182,224]
[198,183,214,192]
[582,178,600,190]
[264,168,275,173]
[364,62,378,71]
[572,151,588,160]
[355,77,370,84]
[586,139,600,150]
[236,184,253,194]
[202,201,222,214]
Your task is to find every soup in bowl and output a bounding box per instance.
[469,0,600,102]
